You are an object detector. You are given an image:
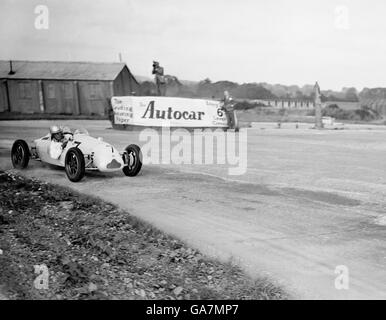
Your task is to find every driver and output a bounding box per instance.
[48,125,69,159]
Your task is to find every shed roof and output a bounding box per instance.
[0,60,136,81]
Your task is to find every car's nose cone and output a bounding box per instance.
[93,144,124,171]
[106,158,121,169]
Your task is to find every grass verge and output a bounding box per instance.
[0,171,287,300]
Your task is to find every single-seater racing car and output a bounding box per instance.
[11,127,142,182]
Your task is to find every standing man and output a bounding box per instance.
[152,61,166,96]
[222,91,238,131]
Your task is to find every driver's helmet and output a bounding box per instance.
[50,125,64,141]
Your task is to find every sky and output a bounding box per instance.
[0,0,385,91]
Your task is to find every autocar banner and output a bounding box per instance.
[111,96,228,128]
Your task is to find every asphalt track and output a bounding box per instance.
[1,120,385,299]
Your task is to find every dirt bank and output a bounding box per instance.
[0,171,286,300]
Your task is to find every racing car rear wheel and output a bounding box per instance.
[65,147,85,182]
[122,144,142,177]
[11,140,30,169]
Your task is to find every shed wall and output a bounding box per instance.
[1,65,138,115]
[113,68,139,96]
[8,80,41,113]
[42,80,77,114]
[78,81,111,115]
[0,81,8,112]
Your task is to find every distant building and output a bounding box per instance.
[250,99,315,109]
[0,60,139,115]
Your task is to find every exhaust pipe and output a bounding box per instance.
[8,60,15,75]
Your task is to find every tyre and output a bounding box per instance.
[11,140,30,169]
[122,144,142,177]
[65,147,85,182]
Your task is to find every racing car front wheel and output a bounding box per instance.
[11,140,30,169]
[65,147,85,182]
[122,144,142,177]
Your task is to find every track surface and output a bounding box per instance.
[1,120,385,299]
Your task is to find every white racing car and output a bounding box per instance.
[11,128,142,182]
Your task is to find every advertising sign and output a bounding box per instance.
[111,96,228,128]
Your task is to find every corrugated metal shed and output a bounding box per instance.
[0,60,133,81]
